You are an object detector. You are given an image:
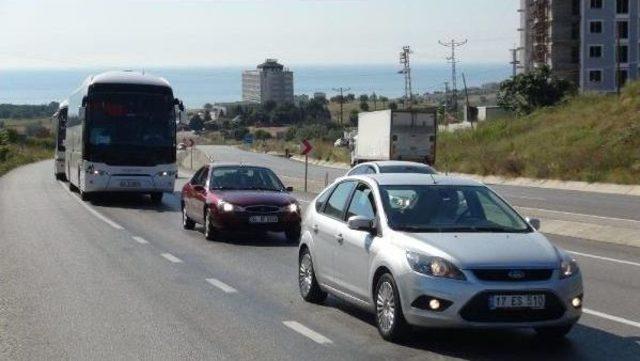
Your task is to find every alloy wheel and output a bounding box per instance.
[376,281,396,334]
[299,253,313,297]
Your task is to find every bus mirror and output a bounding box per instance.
[82,96,88,107]
[174,98,185,112]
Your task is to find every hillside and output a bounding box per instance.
[436,82,640,185]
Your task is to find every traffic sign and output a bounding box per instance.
[187,139,195,147]
[300,139,313,155]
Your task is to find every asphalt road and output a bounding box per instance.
[1,155,639,360]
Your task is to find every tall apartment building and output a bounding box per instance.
[518,0,638,92]
[242,59,294,104]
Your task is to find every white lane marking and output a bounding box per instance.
[132,236,149,245]
[161,253,183,263]
[205,278,238,293]
[57,181,124,230]
[583,308,640,329]
[509,195,547,201]
[517,206,640,224]
[568,250,640,267]
[282,321,333,345]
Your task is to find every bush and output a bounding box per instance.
[497,65,576,115]
[254,129,272,140]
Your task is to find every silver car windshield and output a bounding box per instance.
[379,185,531,233]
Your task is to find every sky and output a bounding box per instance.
[0,0,520,69]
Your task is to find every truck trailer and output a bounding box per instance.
[350,109,437,166]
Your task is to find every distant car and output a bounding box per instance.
[346,160,436,176]
[298,173,582,341]
[181,163,301,242]
[177,143,186,150]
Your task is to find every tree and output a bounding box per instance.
[497,65,576,115]
[389,102,398,111]
[370,92,378,110]
[203,110,212,122]
[359,101,370,112]
[203,103,213,111]
[349,109,359,125]
[189,114,204,131]
[263,100,277,114]
[345,93,356,102]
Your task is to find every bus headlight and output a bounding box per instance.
[87,169,108,176]
[156,170,176,177]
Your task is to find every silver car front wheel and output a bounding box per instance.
[374,273,409,341]
[298,249,327,303]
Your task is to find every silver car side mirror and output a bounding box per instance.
[526,217,541,231]
[347,215,375,233]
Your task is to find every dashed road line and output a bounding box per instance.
[283,321,333,345]
[205,278,238,293]
[517,206,640,224]
[161,253,183,263]
[58,181,124,230]
[132,236,149,244]
[584,308,640,329]
[568,250,640,267]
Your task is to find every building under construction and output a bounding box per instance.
[518,0,580,84]
[518,0,639,92]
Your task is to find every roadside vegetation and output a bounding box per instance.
[437,82,640,184]
[0,124,54,177]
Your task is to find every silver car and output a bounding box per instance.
[346,160,436,176]
[298,174,583,341]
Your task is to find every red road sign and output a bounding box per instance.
[300,139,313,155]
[187,139,195,147]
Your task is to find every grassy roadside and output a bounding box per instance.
[252,138,350,164]
[0,127,54,177]
[436,83,640,185]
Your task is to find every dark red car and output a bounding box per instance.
[181,163,301,242]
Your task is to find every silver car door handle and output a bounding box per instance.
[312,224,319,233]
[335,234,344,244]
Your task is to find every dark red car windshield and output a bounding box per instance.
[210,166,285,191]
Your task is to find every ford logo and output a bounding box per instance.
[508,270,526,279]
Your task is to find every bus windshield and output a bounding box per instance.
[88,92,175,148]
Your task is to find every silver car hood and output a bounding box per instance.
[398,231,560,269]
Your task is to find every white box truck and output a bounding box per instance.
[351,109,437,166]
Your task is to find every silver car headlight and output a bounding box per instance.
[406,251,466,280]
[560,255,579,279]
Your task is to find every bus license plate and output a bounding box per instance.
[120,180,141,188]
[489,294,545,310]
[249,215,278,224]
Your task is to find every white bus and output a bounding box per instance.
[52,100,68,181]
[65,71,183,203]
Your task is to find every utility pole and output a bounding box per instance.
[444,81,450,110]
[509,47,520,77]
[439,39,467,113]
[332,87,351,124]
[398,46,413,109]
[462,72,472,127]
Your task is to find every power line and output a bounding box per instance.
[398,46,413,109]
[438,39,467,112]
[331,87,351,124]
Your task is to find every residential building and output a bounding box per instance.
[242,59,294,104]
[581,0,638,91]
[518,0,638,92]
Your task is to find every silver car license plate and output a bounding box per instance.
[120,180,141,188]
[249,215,278,224]
[489,294,545,310]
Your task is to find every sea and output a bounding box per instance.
[0,64,509,108]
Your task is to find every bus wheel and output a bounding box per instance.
[80,190,91,202]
